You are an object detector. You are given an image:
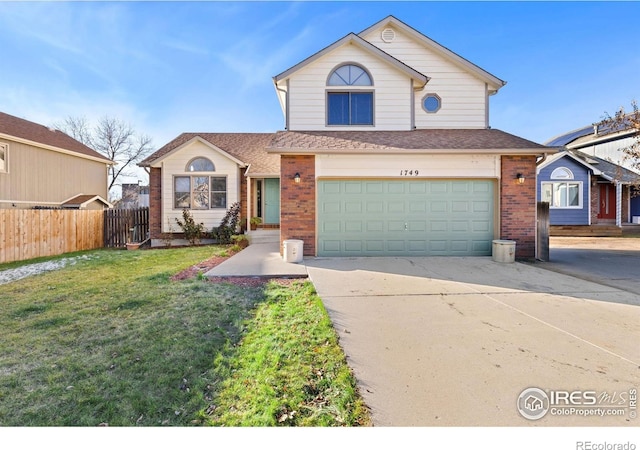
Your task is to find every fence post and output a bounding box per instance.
[537,201,550,261]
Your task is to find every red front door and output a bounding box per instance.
[598,184,616,219]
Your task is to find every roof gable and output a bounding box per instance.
[140,133,280,177]
[273,32,429,87]
[0,111,112,164]
[537,150,603,176]
[358,16,506,93]
[146,135,247,167]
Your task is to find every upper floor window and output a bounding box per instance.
[0,143,7,173]
[327,64,373,126]
[422,93,442,113]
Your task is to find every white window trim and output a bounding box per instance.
[0,142,8,173]
[173,174,228,210]
[542,181,583,209]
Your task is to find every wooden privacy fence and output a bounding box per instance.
[103,207,149,248]
[0,209,104,264]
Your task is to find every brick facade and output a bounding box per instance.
[149,167,163,239]
[280,155,316,256]
[500,155,537,259]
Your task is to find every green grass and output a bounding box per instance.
[0,247,370,426]
[206,282,369,426]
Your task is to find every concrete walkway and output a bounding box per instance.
[204,242,308,278]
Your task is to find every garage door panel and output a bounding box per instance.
[367,201,384,213]
[318,180,494,256]
[451,221,469,232]
[387,240,405,252]
[388,221,405,232]
[430,201,448,213]
[367,221,384,232]
[323,221,341,233]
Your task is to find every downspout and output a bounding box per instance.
[616,181,622,227]
[244,165,252,233]
[410,79,415,129]
[274,79,289,130]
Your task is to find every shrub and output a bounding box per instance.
[175,209,206,245]
[212,202,241,244]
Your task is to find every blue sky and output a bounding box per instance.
[1,1,639,152]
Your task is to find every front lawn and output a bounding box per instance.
[0,246,370,426]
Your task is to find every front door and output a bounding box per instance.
[264,178,280,224]
[598,184,616,220]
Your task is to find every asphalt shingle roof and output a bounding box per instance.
[267,129,548,152]
[573,150,640,183]
[0,111,111,163]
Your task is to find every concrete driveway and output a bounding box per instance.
[537,237,640,295]
[305,256,640,426]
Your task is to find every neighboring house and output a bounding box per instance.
[537,150,640,226]
[546,120,640,224]
[120,183,150,209]
[144,16,553,258]
[0,111,113,209]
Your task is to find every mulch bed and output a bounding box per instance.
[170,252,304,287]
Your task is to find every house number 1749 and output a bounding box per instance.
[400,170,419,176]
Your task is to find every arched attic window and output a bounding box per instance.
[186,157,215,172]
[550,167,574,180]
[327,64,373,86]
[327,64,374,126]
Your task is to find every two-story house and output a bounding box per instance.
[0,111,112,210]
[143,16,552,258]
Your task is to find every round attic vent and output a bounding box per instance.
[381,28,395,43]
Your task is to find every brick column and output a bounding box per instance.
[500,155,537,259]
[149,167,162,239]
[280,155,316,256]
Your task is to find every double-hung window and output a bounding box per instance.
[174,157,227,209]
[327,64,373,126]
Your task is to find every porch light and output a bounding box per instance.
[516,173,525,185]
[294,172,301,184]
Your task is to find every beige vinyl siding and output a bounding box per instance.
[362,26,488,129]
[0,139,108,208]
[316,154,500,179]
[160,140,240,232]
[287,44,413,131]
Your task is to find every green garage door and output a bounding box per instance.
[318,179,495,256]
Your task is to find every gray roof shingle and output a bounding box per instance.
[267,129,549,153]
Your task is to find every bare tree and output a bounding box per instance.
[55,116,154,196]
[597,100,640,173]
